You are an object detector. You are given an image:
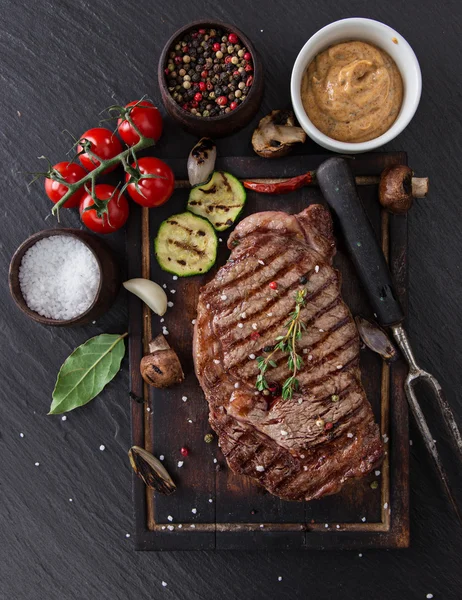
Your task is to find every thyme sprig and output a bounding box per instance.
[256,289,307,400]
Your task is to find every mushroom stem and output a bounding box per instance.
[412,177,429,199]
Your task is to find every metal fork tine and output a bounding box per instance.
[405,376,462,526]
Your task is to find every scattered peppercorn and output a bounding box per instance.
[164,27,254,117]
[269,281,278,290]
[204,433,214,443]
[370,480,379,489]
[324,422,334,431]
[180,447,189,457]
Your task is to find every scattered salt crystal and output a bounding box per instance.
[426,594,433,599]
[249,354,256,360]
[160,318,164,323]
[258,259,265,265]
[188,419,193,423]
[191,508,197,514]
[267,312,273,317]
[61,416,67,421]
[319,328,325,332]
[159,455,165,461]
[220,294,227,301]
[206,303,210,309]
[213,359,220,364]
[162,327,169,335]
[410,440,413,446]
[361,517,366,522]
[190,524,196,528]
[182,396,188,402]
[280,430,288,436]
[238,323,244,328]
[125,533,130,538]
[336,365,343,370]
[208,498,213,503]
[256,465,265,472]
[234,382,240,389]
[213,458,218,464]
[303,348,308,354]
[19,236,100,320]
[19,433,24,438]
[34,462,40,466]
[161,526,166,530]
[375,470,381,476]
[218,238,223,242]
[303,466,308,471]
[170,289,176,294]
[277,576,283,581]
[167,515,173,522]
[315,265,319,273]
[384,502,389,509]
[358,553,363,558]
[251,323,258,330]
[178,524,182,528]
[99,445,105,451]
[173,276,178,281]
[259,524,264,528]
[177,461,184,468]
[69,498,73,502]
[347,432,354,438]
[325,524,329,528]
[167,301,174,307]
[146,407,151,412]
[162,581,168,587]
[308,354,313,360]
[167,525,174,531]
[336,525,340,529]
[162,284,167,288]
[240,312,247,319]
[191,319,196,324]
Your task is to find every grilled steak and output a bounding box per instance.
[193,205,383,501]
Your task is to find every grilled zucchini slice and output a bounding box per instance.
[187,171,246,231]
[154,212,217,277]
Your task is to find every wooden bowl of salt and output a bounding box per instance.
[9,229,120,326]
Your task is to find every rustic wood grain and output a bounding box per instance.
[128,153,408,550]
[1,0,462,597]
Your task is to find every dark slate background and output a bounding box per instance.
[1,0,461,598]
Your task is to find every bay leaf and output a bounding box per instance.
[49,333,127,415]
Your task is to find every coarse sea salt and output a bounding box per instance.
[19,236,100,320]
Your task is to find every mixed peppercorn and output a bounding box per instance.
[164,27,254,117]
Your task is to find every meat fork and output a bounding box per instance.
[317,157,462,525]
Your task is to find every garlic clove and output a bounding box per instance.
[123,278,168,316]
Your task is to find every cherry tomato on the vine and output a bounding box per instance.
[117,101,163,146]
[77,127,122,173]
[44,161,87,208]
[125,157,174,208]
[79,184,129,234]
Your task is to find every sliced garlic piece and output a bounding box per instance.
[123,278,168,316]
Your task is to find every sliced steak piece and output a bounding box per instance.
[193,205,384,502]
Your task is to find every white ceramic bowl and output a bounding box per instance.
[290,18,422,153]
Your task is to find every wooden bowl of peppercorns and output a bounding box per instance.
[158,20,264,137]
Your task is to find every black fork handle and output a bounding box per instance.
[316,157,404,327]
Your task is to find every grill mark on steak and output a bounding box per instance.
[219,276,340,361]
[193,205,383,502]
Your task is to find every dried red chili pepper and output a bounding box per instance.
[243,172,315,195]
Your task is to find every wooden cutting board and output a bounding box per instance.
[127,152,409,551]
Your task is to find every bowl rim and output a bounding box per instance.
[9,228,103,326]
[290,17,422,153]
[158,19,262,123]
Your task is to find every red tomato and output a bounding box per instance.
[117,100,163,146]
[44,162,87,208]
[77,128,122,173]
[79,184,129,234]
[125,157,174,207]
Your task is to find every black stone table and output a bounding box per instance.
[1,1,461,598]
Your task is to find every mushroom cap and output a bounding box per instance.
[379,164,414,214]
[251,109,306,158]
[140,335,184,388]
